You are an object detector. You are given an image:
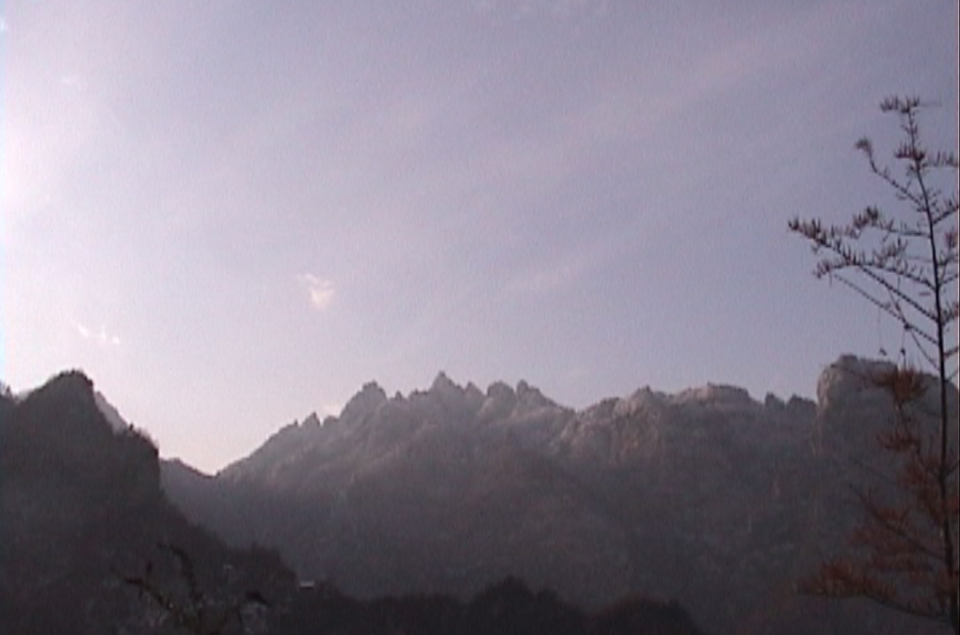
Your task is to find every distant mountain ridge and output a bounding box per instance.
[160,355,956,635]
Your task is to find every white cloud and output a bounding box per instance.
[297,274,335,311]
[0,17,8,33]
[75,321,121,347]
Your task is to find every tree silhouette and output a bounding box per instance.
[123,542,269,635]
[789,96,959,632]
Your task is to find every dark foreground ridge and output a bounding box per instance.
[276,576,708,635]
[0,371,294,634]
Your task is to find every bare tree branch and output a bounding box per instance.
[791,97,959,634]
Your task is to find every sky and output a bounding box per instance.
[2,0,957,474]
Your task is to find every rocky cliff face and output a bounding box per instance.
[161,356,956,635]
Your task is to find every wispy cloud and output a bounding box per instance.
[297,274,335,311]
[0,17,8,34]
[76,321,121,347]
[502,225,619,298]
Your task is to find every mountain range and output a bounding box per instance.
[3,357,954,634]
[159,354,957,635]
[0,368,715,635]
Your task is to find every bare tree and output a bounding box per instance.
[124,542,269,635]
[789,96,959,633]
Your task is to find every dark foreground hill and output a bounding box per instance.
[273,577,708,635]
[0,371,293,634]
[162,356,957,635]
[0,370,711,635]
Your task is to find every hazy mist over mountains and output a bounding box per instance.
[3,356,955,634]
[155,354,953,635]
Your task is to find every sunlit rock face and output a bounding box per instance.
[162,356,955,635]
[816,355,897,409]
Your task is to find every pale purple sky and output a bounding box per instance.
[2,0,957,473]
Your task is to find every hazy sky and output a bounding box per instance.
[2,0,957,473]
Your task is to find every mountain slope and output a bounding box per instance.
[0,371,294,635]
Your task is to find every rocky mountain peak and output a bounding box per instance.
[816,354,898,412]
[613,386,664,418]
[340,381,388,422]
[431,371,459,394]
[31,369,95,404]
[479,381,518,421]
[15,370,122,444]
[464,381,485,404]
[673,383,755,409]
[814,355,957,449]
[514,380,556,415]
[486,381,516,401]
